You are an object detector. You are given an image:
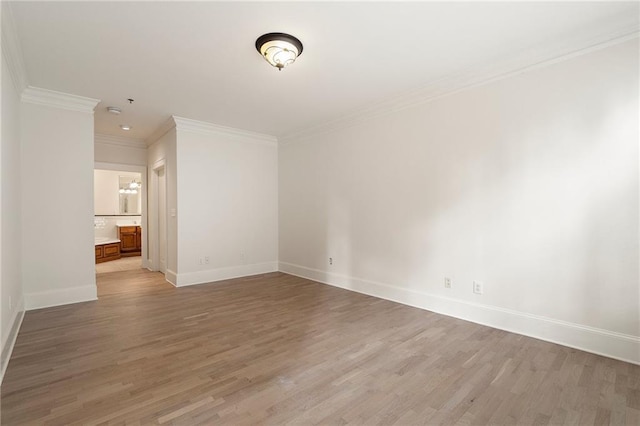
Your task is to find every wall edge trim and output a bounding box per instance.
[0,296,25,385]
[278,262,640,365]
[24,285,97,310]
[279,30,640,145]
[145,117,176,146]
[175,262,278,287]
[1,2,29,92]
[165,269,178,286]
[95,133,147,149]
[172,116,278,145]
[21,86,100,113]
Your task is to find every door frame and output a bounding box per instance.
[149,159,168,274]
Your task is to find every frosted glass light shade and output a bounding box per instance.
[256,33,303,70]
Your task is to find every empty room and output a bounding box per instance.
[1,1,639,424]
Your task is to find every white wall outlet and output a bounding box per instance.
[204,256,210,264]
[329,257,333,265]
[444,277,452,288]
[473,281,484,295]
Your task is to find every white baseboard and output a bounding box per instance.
[176,262,278,287]
[279,262,640,365]
[1,295,25,384]
[165,269,178,286]
[25,285,97,311]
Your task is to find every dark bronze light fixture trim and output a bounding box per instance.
[255,32,304,70]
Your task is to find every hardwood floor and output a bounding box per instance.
[2,270,639,425]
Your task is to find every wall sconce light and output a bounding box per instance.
[255,32,303,71]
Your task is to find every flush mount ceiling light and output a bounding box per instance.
[255,32,303,71]
[107,106,121,114]
[120,124,132,131]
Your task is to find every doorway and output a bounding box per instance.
[94,162,148,292]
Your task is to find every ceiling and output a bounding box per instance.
[9,1,640,142]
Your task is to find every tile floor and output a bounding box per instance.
[95,256,143,274]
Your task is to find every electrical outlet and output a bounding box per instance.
[204,256,210,264]
[329,257,333,265]
[473,281,484,295]
[444,277,452,288]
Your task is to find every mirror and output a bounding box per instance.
[119,175,142,215]
[95,169,143,216]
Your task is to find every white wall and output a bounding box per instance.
[1,4,26,379]
[147,127,177,281]
[279,39,639,363]
[94,169,118,215]
[174,119,278,286]
[21,92,99,310]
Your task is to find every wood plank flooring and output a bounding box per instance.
[1,269,639,425]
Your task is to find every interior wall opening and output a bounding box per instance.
[93,162,148,285]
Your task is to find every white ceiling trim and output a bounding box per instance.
[1,3,28,92]
[95,133,147,150]
[172,116,278,146]
[21,86,100,114]
[145,116,176,146]
[279,27,640,145]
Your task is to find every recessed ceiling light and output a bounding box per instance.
[255,32,303,71]
[120,125,132,131]
[107,106,121,114]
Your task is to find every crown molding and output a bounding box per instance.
[94,133,147,150]
[146,116,279,147]
[1,2,29,92]
[21,86,100,114]
[172,116,278,146]
[145,116,177,146]
[279,26,640,145]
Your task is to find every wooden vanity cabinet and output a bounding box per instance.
[119,226,142,256]
[95,243,121,263]
[136,230,142,252]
